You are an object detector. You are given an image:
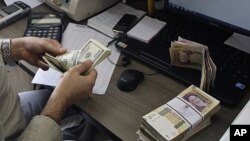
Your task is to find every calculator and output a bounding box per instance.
[23,12,67,42]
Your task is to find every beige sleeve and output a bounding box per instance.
[17,116,62,141]
[0,39,4,66]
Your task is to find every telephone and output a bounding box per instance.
[0,1,31,29]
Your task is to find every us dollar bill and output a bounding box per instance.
[76,39,111,67]
[43,50,79,72]
[43,39,111,73]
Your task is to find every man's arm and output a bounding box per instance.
[0,38,66,141]
[17,61,97,141]
[8,37,97,140]
[17,116,62,141]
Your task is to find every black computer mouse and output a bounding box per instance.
[117,69,144,92]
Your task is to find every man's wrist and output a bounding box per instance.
[1,39,16,66]
[41,97,69,124]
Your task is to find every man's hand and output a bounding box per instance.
[41,60,97,123]
[11,37,67,70]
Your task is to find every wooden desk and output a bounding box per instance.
[76,60,250,141]
[1,2,250,141]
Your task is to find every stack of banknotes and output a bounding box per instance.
[137,85,220,141]
[169,37,217,91]
[43,39,111,73]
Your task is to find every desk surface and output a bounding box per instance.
[1,2,250,141]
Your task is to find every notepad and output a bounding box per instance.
[127,16,166,43]
[87,2,145,39]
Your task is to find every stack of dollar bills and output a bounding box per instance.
[43,39,111,73]
[137,85,220,141]
[169,37,217,92]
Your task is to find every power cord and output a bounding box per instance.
[108,54,160,76]
[105,34,159,75]
[108,55,131,67]
[143,71,160,76]
[106,33,130,66]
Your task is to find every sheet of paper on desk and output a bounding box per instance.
[127,16,166,43]
[87,2,146,39]
[224,33,250,54]
[219,98,250,141]
[4,0,43,8]
[32,23,121,95]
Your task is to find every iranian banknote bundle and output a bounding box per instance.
[137,85,220,141]
[43,39,111,73]
[169,37,217,92]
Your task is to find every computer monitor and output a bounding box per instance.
[166,0,250,36]
[116,0,250,105]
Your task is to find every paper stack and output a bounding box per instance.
[137,85,220,141]
[169,37,217,92]
[127,16,166,43]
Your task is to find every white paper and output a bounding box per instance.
[32,23,121,95]
[4,0,44,8]
[167,98,202,128]
[87,2,145,39]
[127,16,166,43]
[220,99,250,141]
[32,68,61,87]
[224,33,250,54]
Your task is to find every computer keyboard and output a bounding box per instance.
[116,10,250,105]
[153,11,250,85]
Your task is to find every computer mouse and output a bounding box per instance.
[117,69,144,92]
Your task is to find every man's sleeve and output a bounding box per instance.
[17,116,62,141]
[0,39,4,66]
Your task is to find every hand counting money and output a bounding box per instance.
[43,39,111,72]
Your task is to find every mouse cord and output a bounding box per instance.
[106,34,129,66]
[108,56,123,66]
[105,35,160,74]
[107,55,131,66]
[107,54,160,74]
[143,71,160,75]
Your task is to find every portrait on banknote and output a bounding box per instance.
[178,49,203,66]
[182,91,210,112]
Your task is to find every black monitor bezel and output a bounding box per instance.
[164,1,250,37]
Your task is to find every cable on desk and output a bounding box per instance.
[108,54,159,75]
[106,33,129,66]
[106,33,127,47]
[108,55,131,67]
[143,71,159,75]
[106,33,159,75]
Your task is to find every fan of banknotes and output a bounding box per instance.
[43,39,111,73]
[169,37,217,91]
